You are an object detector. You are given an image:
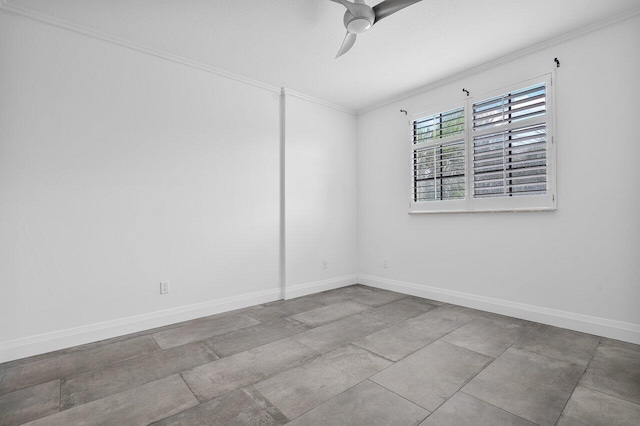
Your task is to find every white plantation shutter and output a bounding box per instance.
[413,141,465,201]
[472,82,549,199]
[413,107,465,143]
[409,74,555,213]
[412,107,466,207]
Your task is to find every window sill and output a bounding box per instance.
[409,206,557,214]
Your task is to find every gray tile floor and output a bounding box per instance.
[1,285,639,425]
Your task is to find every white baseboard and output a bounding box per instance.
[284,274,358,300]
[6,273,637,363]
[0,288,281,364]
[358,274,640,345]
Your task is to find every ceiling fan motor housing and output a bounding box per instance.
[343,5,375,33]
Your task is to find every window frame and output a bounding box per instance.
[409,73,557,214]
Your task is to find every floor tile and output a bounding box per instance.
[360,297,439,324]
[0,335,159,395]
[557,386,640,426]
[348,288,408,307]
[480,312,533,326]
[203,318,309,357]
[244,298,325,323]
[599,338,640,354]
[371,340,493,411]
[5,289,638,426]
[152,386,288,426]
[151,314,260,349]
[293,290,359,306]
[292,314,388,354]
[412,295,446,306]
[329,285,375,298]
[412,304,481,330]
[286,380,429,426]
[181,338,319,401]
[419,392,536,426]
[513,324,600,366]
[312,344,393,380]
[441,316,530,357]
[60,341,218,409]
[254,359,359,419]
[354,317,453,361]
[254,345,392,419]
[57,322,182,353]
[0,323,180,373]
[290,301,370,327]
[579,340,640,404]
[24,375,197,425]
[0,380,60,426]
[462,347,584,426]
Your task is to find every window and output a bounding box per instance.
[412,107,466,207]
[410,75,556,213]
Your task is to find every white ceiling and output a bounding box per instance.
[5,0,640,111]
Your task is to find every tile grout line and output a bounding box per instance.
[251,382,294,422]
[416,316,537,421]
[246,385,291,424]
[357,308,485,367]
[449,321,547,425]
[174,337,324,408]
[574,383,640,409]
[284,377,431,424]
[177,372,204,405]
[59,345,221,412]
[365,378,432,420]
[349,343,398,364]
[411,350,497,418]
[358,302,443,326]
[286,334,323,356]
[58,378,63,414]
[0,336,164,397]
[251,315,436,423]
[458,390,542,425]
[565,336,640,408]
[503,323,603,368]
[552,339,599,426]
[353,313,499,419]
[463,324,592,426]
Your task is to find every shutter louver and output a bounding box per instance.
[413,141,465,202]
[412,107,465,202]
[472,83,548,199]
[413,107,464,143]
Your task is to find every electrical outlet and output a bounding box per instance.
[383,259,388,268]
[160,281,169,294]
[322,260,328,269]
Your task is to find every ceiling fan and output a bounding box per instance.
[330,0,422,58]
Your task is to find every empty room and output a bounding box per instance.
[1,0,639,425]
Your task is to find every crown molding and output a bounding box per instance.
[2,1,637,118]
[0,0,281,93]
[0,0,359,114]
[357,7,640,115]
[282,88,357,115]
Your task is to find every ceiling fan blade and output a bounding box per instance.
[329,0,360,16]
[336,32,357,58]
[373,0,422,23]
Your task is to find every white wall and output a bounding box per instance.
[285,95,358,298]
[357,15,640,343]
[0,10,359,362]
[0,13,282,361]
